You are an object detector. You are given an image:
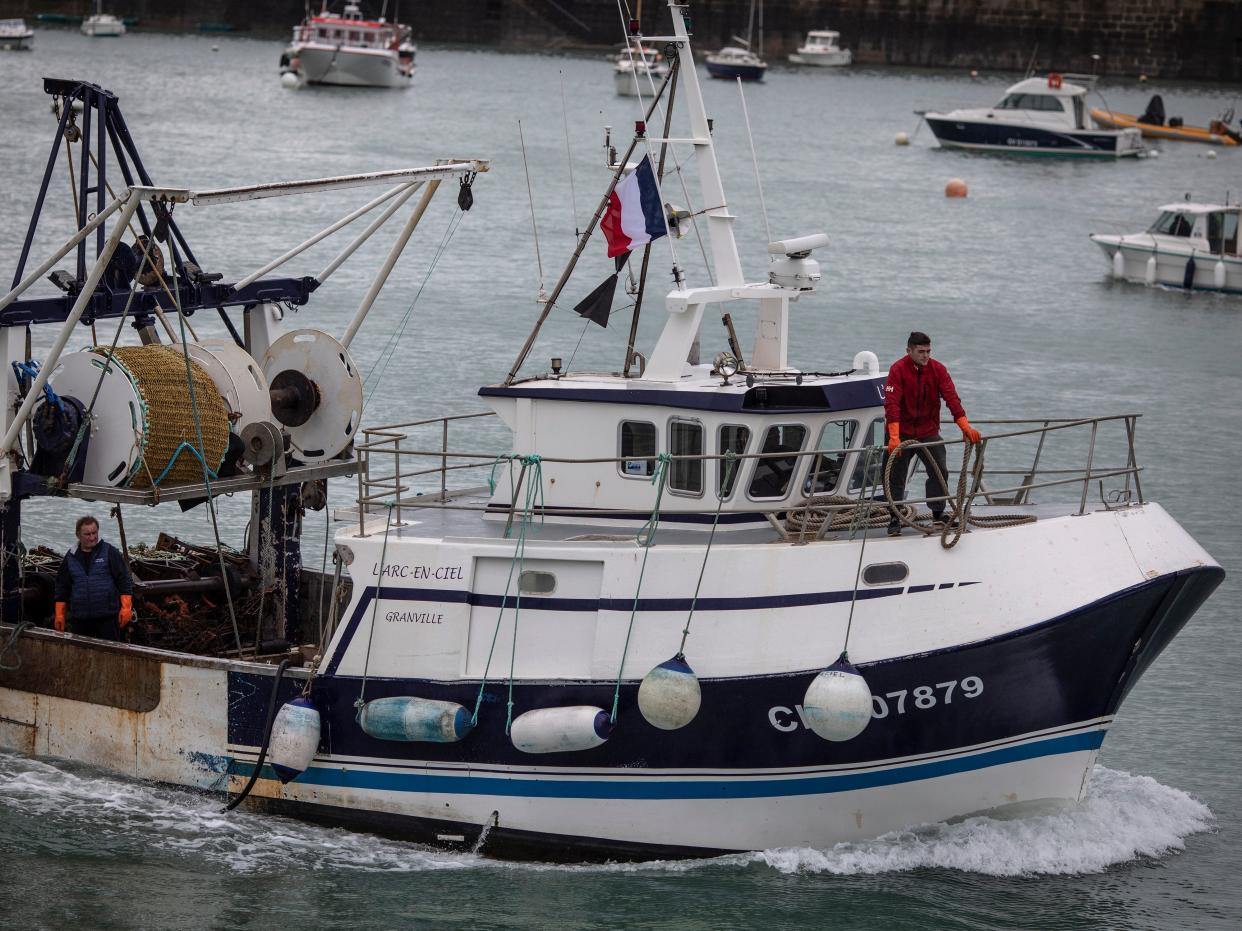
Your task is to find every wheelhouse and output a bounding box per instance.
[1148,204,1241,256]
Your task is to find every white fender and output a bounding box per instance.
[1145,255,1158,285]
[268,696,321,783]
[1214,260,1227,290]
[638,655,701,730]
[802,656,873,742]
[511,706,613,754]
[358,697,473,743]
[1112,249,1125,280]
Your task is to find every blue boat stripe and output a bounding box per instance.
[233,730,1104,801]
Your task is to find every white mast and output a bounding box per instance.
[643,1,824,381]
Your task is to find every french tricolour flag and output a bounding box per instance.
[600,155,668,259]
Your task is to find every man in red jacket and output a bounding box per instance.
[883,331,982,535]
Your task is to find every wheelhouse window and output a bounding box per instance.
[748,424,807,500]
[849,418,887,493]
[805,420,858,495]
[1151,211,1194,237]
[619,421,656,478]
[668,419,704,496]
[1208,211,1240,255]
[996,93,1065,112]
[717,424,750,499]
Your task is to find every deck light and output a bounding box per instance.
[550,357,562,375]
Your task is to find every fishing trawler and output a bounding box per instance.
[0,1,1224,863]
[280,2,415,88]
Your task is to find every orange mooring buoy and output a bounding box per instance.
[945,178,968,198]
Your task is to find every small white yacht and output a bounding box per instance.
[0,18,34,49]
[613,42,669,97]
[80,2,125,38]
[281,2,416,88]
[923,74,1143,157]
[1090,202,1242,293]
[788,30,851,67]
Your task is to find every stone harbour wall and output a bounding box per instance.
[2,0,1238,81]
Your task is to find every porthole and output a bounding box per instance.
[518,570,557,595]
[862,562,908,585]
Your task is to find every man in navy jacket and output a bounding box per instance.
[883,331,981,535]
[53,515,134,639]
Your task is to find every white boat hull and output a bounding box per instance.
[81,15,125,37]
[290,43,412,88]
[789,49,852,66]
[1091,236,1242,294]
[0,502,1222,858]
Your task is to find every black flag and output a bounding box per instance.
[573,254,629,328]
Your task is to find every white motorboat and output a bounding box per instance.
[788,30,851,67]
[281,1,415,89]
[1090,202,1242,293]
[613,42,669,97]
[0,18,34,50]
[80,2,125,38]
[923,74,1144,157]
[0,6,1224,863]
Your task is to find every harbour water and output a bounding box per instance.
[1,28,1240,929]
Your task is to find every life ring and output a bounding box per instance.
[1048,73,1063,89]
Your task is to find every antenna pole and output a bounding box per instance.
[504,60,677,385]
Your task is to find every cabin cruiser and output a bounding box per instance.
[1090,202,1242,293]
[705,44,767,81]
[0,18,34,49]
[614,42,669,97]
[788,30,851,67]
[923,74,1143,157]
[281,2,415,88]
[0,4,1223,863]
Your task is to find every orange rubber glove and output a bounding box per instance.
[886,422,902,456]
[119,594,133,628]
[956,416,982,444]
[54,602,66,633]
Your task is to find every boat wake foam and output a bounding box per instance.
[0,756,1212,875]
[754,765,1214,877]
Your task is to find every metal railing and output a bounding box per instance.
[349,412,1144,539]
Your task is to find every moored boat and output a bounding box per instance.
[80,1,125,38]
[1090,201,1242,293]
[613,41,669,97]
[281,1,415,89]
[1090,101,1240,146]
[788,30,851,67]
[0,18,34,50]
[924,74,1144,157]
[705,44,767,81]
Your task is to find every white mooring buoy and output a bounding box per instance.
[638,655,702,730]
[511,706,613,754]
[268,696,321,783]
[801,654,873,742]
[358,696,474,743]
[280,71,302,89]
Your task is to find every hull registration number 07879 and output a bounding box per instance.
[767,676,984,733]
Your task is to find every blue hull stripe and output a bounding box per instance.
[233,730,1104,801]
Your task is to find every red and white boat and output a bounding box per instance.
[281,2,415,89]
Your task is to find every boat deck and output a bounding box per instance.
[339,486,1099,548]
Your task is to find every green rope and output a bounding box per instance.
[677,452,736,656]
[152,440,220,487]
[470,455,545,731]
[609,453,670,723]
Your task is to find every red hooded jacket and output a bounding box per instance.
[884,356,966,438]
